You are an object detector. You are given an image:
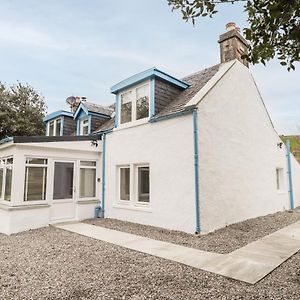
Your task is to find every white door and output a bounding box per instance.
[50,161,76,221]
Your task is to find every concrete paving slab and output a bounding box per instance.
[55,222,222,268]
[54,220,300,285]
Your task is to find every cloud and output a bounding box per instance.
[0,20,66,50]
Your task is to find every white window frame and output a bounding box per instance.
[79,160,97,199]
[118,165,131,203]
[118,81,150,127]
[47,117,62,136]
[24,158,48,202]
[80,118,90,135]
[135,164,150,206]
[276,167,285,193]
[0,159,5,201]
[116,163,150,209]
[0,156,14,203]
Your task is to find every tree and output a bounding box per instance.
[168,0,300,70]
[0,82,47,140]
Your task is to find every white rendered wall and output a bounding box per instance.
[291,154,300,208]
[9,206,50,234]
[105,114,196,233]
[0,209,11,235]
[197,61,299,233]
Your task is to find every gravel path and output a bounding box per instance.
[85,209,300,254]
[0,210,299,299]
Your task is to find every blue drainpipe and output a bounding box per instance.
[193,109,201,234]
[101,133,107,219]
[286,139,294,210]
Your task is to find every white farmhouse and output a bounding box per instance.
[0,23,299,235]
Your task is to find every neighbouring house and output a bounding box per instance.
[0,23,299,235]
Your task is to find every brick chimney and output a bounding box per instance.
[218,22,249,67]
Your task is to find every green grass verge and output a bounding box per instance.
[280,135,300,162]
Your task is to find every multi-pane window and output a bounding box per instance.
[24,158,48,201]
[137,166,150,203]
[120,83,149,125]
[0,157,13,202]
[120,167,130,200]
[80,119,89,135]
[48,118,62,136]
[80,161,96,198]
[118,164,150,205]
[120,91,133,124]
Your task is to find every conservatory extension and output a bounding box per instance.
[0,136,102,235]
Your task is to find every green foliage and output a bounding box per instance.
[168,0,300,70]
[281,135,300,162]
[0,82,47,140]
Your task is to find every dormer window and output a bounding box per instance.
[119,83,149,125]
[47,118,62,136]
[80,118,89,135]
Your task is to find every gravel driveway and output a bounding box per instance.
[86,209,300,254]
[0,210,300,300]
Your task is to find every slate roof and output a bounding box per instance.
[155,64,220,118]
[83,101,114,116]
[93,117,115,133]
[93,63,221,133]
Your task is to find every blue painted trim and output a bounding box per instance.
[114,94,119,128]
[111,67,189,94]
[60,116,64,136]
[149,108,194,123]
[101,133,106,219]
[286,140,294,209]
[88,115,92,134]
[74,102,89,119]
[150,78,155,117]
[43,110,73,122]
[193,109,201,234]
[0,137,13,145]
[76,119,80,135]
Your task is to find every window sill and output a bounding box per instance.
[22,200,48,205]
[277,190,287,195]
[113,203,152,213]
[115,118,149,131]
[0,203,50,211]
[77,199,99,204]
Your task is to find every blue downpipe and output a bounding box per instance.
[193,109,201,234]
[286,140,294,209]
[101,133,106,219]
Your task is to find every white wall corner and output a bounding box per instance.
[184,60,237,109]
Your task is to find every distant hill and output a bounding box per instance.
[280,135,300,162]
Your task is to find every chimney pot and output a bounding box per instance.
[226,22,236,31]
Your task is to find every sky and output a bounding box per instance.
[0,0,299,134]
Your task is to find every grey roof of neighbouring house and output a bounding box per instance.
[93,63,221,134]
[83,101,114,116]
